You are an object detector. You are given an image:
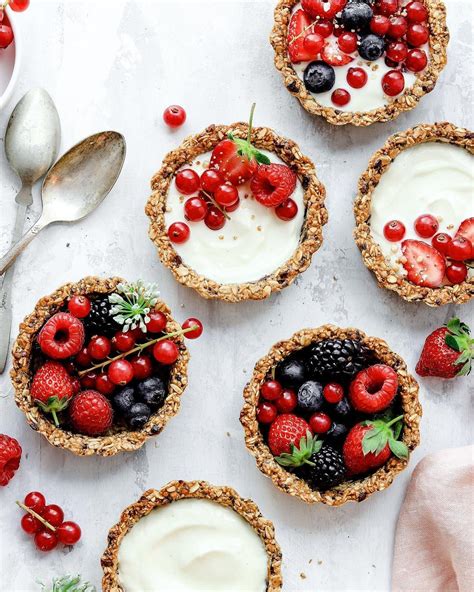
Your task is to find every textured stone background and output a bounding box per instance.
[0,0,472,590]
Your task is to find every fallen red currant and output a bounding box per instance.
[42,504,64,527]
[347,67,368,89]
[163,105,186,128]
[182,318,203,339]
[275,198,298,221]
[153,340,179,365]
[9,0,30,12]
[331,88,351,107]
[67,295,91,318]
[447,236,472,261]
[446,262,468,284]
[24,491,46,513]
[382,70,405,96]
[57,521,81,546]
[384,220,406,242]
[261,380,283,402]
[201,169,223,193]
[257,402,277,424]
[35,530,58,552]
[175,169,200,195]
[21,514,42,535]
[275,389,297,413]
[168,221,190,244]
[205,206,226,231]
[184,196,208,222]
[431,232,452,255]
[146,310,167,333]
[88,336,112,360]
[108,360,134,386]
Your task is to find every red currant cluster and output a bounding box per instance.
[0,0,29,50]
[19,491,81,552]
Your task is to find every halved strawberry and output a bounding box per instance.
[401,240,446,288]
[321,40,354,66]
[455,218,474,258]
[302,0,347,19]
[288,9,315,63]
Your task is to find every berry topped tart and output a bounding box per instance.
[146,105,327,301]
[101,481,282,591]
[241,325,421,505]
[11,277,203,456]
[271,0,449,125]
[355,123,473,306]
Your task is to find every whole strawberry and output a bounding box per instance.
[31,361,74,427]
[416,318,473,379]
[69,390,113,436]
[268,414,311,457]
[343,416,408,476]
[0,434,22,486]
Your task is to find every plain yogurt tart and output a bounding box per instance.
[354,123,474,306]
[146,108,327,302]
[101,481,283,592]
[271,0,449,126]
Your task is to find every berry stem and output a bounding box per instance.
[16,501,56,532]
[201,190,231,221]
[78,326,198,377]
[289,18,319,45]
[247,103,256,144]
[51,409,59,428]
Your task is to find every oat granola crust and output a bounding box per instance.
[240,325,421,506]
[101,480,283,591]
[354,122,474,306]
[146,123,327,302]
[271,0,449,126]
[10,276,190,457]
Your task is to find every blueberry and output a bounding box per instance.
[112,387,136,416]
[333,398,353,421]
[276,358,306,389]
[303,61,335,94]
[325,422,348,447]
[136,376,167,410]
[341,2,372,31]
[358,34,385,61]
[297,381,324,413]
[127,402,151,430]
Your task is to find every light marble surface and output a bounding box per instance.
[0,1,473,591]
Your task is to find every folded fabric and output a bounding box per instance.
[392,445,474,592]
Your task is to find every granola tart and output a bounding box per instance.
[11,277,190,457]
[146,121,327,302]
[271,0,449,126]
[354,122,474,306]
[101,480,282,591]
[240,325,421,505]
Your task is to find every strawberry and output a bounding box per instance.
[321,40,354,66]
[31,361,74,427]
[302,0,347,19]
[455,217,474,257]
[349,364,398,414]
[274,431,322,467]
[288,9,317,64]
[0,434,22,486]
[268,414,311,457]
[401,239,446,287]
[250,164,297,207]
[416,318,473,378]
[210,104,270,186]
[343,416,408,476]
[69,390,113,436]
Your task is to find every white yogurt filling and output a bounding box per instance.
[165,150,305,285]
[117,498,269,592]
[370,143,474,277]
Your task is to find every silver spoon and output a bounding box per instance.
[0,88,61,373]
[0,131,126,277]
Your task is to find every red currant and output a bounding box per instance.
[338,31,358,54]
[275,198,298,221]
[261,380,283,401]
[175,169,200,195]
[414,214,439,238]
[42,504,64,527]
[9,0,30,12]
[21,514,42,535]
[347,67,368,89]
[146,310,167,333]
[275,389,297,413]
[323,383,344,404]
[112,331,136,352]
[224,197,240,212]
[108,360,134,385]
[446,262,468,284]
[405,48,428,72]
[57,521,81,546]
[309,412,332,435]
[95,373,116,395]
[313,19,333,38]
[388,16,408,39]
[331,89,351,107]
[406,23,429,46]
[431,232,452,255]
[81,371,98,389]
[71,377,81,395]
[303,33,324,54]
[153,340,179,365]
[257,402,277,424]
[88,336,112,360]
[182,318,203,339]
[378,0,399,16]
[130,355,153,380]
[447,236,472,261]
[35,530,58,552]
[406,1,428,23]
[184,196,208,222]
[383,220,406,242]
[205,206,225,231]
[386,41,408,63]
[215,184,239,207]
[163,105,186,128]
[0,24,13,49]
[24,491,46,513]
[201,169,223,193]
[168,221,190,244]
[75,347,92,367]
[382,70,405,96]
[370,15,390,35]
[67,295,91,318]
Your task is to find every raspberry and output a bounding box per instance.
[250,164,297,208]
[31,361,74,426]
[69,390,113,436]
[349,364,398,413]
[0,434,22,486]
[37,313,85,359]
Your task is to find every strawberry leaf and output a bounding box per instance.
[255,152,271,165]
[444,317,474,376]
[274,431,321,467]
[445,334,460,351]
[389,439,409,459]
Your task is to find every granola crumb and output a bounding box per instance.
[300,573,307,580]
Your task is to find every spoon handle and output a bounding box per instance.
[0,217,48,276]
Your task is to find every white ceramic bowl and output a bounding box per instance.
[0,8,22,111]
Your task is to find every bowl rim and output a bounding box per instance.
[0,7,23,111]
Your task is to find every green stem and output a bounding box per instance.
[16,501,56,532]
[51,409,59,428]
[386,414,404,428]
[247,103,256,143]
[201,190,231,221]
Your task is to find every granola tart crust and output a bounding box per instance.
[354,122,474,306]
[10,276,190,457]
[240,325,421,506]
[271,0,449,127]
[146,122,327,302]
[101,480,283,592]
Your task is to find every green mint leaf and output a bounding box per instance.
[389,439,409,459]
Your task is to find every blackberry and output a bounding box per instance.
[304,446,346,491]
[83,294,120,337]
[305,338,372,382]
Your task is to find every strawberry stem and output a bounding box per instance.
[16,501,56,532]
[247,103,256,144]
[51,409,59,428]
[385,415,404,428]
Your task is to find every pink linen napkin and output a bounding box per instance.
[392,445,474,592]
